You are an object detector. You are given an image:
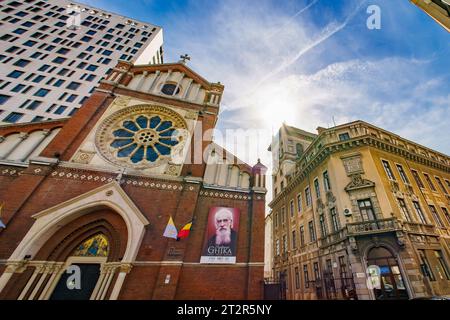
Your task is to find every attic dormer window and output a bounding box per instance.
[161,83,180,96]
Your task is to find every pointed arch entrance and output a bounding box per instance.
[0,182,149,300]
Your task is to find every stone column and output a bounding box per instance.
[18,263,45,300]
[38,262,65,300]
[19,130,51,162]
[109,263,132,300]
[0,133,28,160]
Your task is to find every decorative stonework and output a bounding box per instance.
[72,150,96,164]
[113,96,131,107]
[95,105,188,170]
[49,169,184,191]
[0,168,23,176]
[200,190,251,200]
[341,154,364,176]
[345,174,375,191]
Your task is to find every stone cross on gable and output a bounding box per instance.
[180,54,191,64]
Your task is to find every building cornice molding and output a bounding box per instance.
[269,135,450,208]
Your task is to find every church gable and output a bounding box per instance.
[107,62,224,107]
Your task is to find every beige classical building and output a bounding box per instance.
[410,0,450,32]
[268,120,450,300]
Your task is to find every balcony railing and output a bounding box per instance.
[347,218,399,236]
[319,229,347,247]
[403,222,438,236]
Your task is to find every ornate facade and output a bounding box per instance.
[0,60,267,300]
[269,121,450,300]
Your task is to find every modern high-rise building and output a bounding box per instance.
[0,0,164,124]
[410,0,450,32]
[268,120,450,300]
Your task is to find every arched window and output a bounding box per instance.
[72,234,109,257]
[161,83,180,96]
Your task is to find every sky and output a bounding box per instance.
[78,0,450,174]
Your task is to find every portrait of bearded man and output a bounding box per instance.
[202,208,238,257]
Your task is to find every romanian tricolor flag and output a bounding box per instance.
[177,221,193,240]
[0,202,5,229]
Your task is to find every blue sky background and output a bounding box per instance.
[79,0,450,165]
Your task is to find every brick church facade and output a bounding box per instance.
[0,61,267,300]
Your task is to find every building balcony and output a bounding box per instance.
[346,218,400,236]
[319,229,348,248]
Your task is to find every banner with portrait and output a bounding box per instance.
[200,207,240,264]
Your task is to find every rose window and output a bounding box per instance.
[110,115,180,164]
[96,105,188,169]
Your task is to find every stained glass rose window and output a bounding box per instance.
[96,105,188,169]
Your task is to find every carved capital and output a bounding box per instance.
[5,260,28,273]
[119,263,133,274]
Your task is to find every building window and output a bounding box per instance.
[13,27,27,34]
[3,112,24,123]
[295,267,300,290]
[7,70,24,79]
[313,262,320,281]
[300,226,305,247]
[282,235,287,253]
[423,173,437,191]
[319,214,327,238]
[398,198,413,222]
[396,164,410,184]
[67,82,81,90]
[23,40,37,47]
[418,250,435,281]
[308,221,316,242]
[27,100,42,110]
[330,207,340,232]
[339,133,350,141]
[303,265,309,288]
[442,207,450,225]
[339,256,348,281]
[434,251,450,280]
[411,170,425,188]
[292,230,297,249]
[54,105,67,115]
[52,56,66,64]
[275,239,280,256]
[323,171,331,191]
[435,177,448,195]
[161,83,180,96]
[0,95,11,105]
[32,116,44,122]
[13,59,31,67]
[53,79,65,87]
[305,187,312,207]
[297,194,302,213]
[290,200,294,218]
[357,199,376,221]
[66,94,78,102]
[34,88,50,97]
[413,201,428,224]
[314,178,320,199]
[86,64,98,71]
[382,160,396,180]
[429,205,444,228]
[11,84,25,93]
[38,64,51,72]
[32,75,45,83]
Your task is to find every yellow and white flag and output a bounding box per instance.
[163,216,178,240]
